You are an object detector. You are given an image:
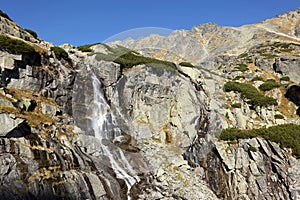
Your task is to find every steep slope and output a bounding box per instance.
[80,9,300,199]
[0,13,134,200]
[0,8,299,200]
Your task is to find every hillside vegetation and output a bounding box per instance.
[221,124,300,158]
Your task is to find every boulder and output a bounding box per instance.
[41,102,61,117]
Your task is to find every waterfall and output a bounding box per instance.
[88,66,139,199]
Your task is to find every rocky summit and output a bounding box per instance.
[0,8,299,200]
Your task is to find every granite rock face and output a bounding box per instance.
[185,137,300,199]
[0,8,300,200]
[0,113,25,137]
[0,15,38,43]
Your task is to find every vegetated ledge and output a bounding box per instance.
[220,124,300,158]
[50,46,72,65]
[114,51,177,70]
[93,45,177,71]
[0,35,37,55]
[258,79,281,92]
[77,43,101,52]
[224,81,278,107]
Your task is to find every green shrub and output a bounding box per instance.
[261,53,277,59]
[220,124,300,158]
[281,48,293,52]
[233,76,245,80]
[259,79,280,91]
[77,43,100,52]
[251,76,264,82]
[249,146,257,152]
[231,103,242,108]
[0,10,11,21]
[50,46,70,61]
[273,42,292,49]
[114,52,176,70]
[95,45,137,61]
[274,114,284,119]
[0,35,36,54]
[224,81,278,107]
[227,141,238,145]
[280,76,290,82]
[233,64,248,72]
[239,52,248,58]
[24,29,38,39]
[94,45,176,71]
[179,62,194,67]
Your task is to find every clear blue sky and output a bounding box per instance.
[0,1,299,46]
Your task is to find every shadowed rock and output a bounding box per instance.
[4,121,31,138]
[285,85,300,106]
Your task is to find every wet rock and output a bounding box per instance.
[1,9,300,200]
[113,134,131,145]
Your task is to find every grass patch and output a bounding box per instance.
[261,53,278,59]
[231,103,242,108]
[233,76,245,81]
[273,42,293,49]
[0,87,57,129]
[258,79,281,91]
[251,76,264,82]
[238,52,248,58]
[179,62,194,67]
[50,46,71,62]
[224,81,278,107]
[249,146,257,152]
[274,114,284,119]
[0,35,36,54]
[280,76,290,82]
[77,43,100,52]
[233,64,248,72]
[220,124,300,158]
[227,141,237,145]
[93,44,177,71]
[114,52,176,70]
[94,45,135,61]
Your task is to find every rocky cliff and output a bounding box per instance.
[0,8,299,200]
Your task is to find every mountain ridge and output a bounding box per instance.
[110,8,300,65]
[0,8,299,199]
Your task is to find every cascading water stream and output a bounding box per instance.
[87,66,139,199]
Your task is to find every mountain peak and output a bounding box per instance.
[112,9,299,64]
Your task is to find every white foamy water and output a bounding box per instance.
[88,66,139,199]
